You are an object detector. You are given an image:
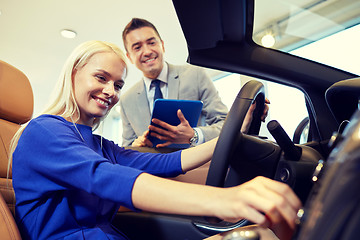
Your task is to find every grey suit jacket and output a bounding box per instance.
[119,63,228,146]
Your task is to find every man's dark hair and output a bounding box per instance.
[122,18,162,52]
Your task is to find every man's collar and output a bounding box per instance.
[144,62,168,90]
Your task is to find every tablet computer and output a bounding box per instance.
[148,99,203,148]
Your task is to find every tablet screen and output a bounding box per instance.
[148,99,203,148]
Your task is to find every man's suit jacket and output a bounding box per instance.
[119,63,228,147]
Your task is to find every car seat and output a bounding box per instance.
[325,77,360,127]
[0,192,21,240]
[0,59,33,239]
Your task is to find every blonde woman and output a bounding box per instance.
[10,40,301,240]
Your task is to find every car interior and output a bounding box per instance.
[114,0,360,239]
[1,0,360,239]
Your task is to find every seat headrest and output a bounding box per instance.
[325,77,360,124]
[0,60,33,124]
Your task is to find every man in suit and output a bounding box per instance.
[119,18,228,148]
[120,18,229,148]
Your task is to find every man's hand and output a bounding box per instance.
[131,130,153,147]
[149,109,194,148]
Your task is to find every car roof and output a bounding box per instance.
[172,0,359,91]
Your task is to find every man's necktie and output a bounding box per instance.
[153,79,163,101]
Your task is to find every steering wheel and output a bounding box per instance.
[206,80,265,187]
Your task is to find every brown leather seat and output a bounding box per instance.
[0,59,34,239]
[0,192,21,239]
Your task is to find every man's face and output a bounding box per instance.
[125,27,165,79]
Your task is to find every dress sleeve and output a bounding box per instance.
[104,141,183,177]
[13,117,181,210]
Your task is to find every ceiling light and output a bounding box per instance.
[261,34,276,48]
[60,29,77,39]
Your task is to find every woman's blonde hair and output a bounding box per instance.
[8,40,127,178]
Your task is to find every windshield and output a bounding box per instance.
[253,0,360,75]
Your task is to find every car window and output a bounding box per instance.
[241,0,360,143]
[253,0,360,75]
[289,24,360,75]
[214,74,308,143]
[214,19,360,143]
